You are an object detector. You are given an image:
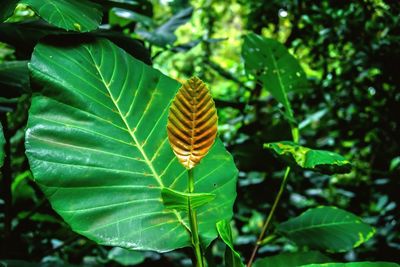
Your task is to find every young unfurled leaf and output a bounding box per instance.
[216,220,245,267]
[264,141,351,174]
[167,77,218,169]
[161,187,215,211]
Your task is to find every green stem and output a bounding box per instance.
[188,169,204,267]
[247,167,291,267]
[247,126,299,267]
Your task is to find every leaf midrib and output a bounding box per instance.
[84,45,190,232]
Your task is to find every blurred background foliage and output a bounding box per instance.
[0,0,399,266]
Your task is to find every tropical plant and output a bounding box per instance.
[0,1,398,267]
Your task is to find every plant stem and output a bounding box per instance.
[187,169,204,267]
[247,166,291,267]
[247,125,299,267]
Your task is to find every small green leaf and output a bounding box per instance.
[301,262,400,267]
[19,0,102,32]
[253,251,331,267]
[216,220,245,267]
[108,247,145,266]
[0,123,5,168]
[278,206,376,252]
[0,0,19,22]
[161,187,215,211]
[264,141,351,174]
[242,33,308,123]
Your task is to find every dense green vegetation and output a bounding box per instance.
[0,0,399,266]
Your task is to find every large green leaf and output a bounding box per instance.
[0,122,5,168]
[25,37,238,252]
[242,33,308,122]
[264,141,351,174]
[253,251,331,267]
[216,220,244,267]
[0,0,19,22]
[301,263,400,267]
[19,0,102,32]
[277,206,375,252]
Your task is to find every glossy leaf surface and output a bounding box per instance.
[25,38,238,252]
[278,206,375,252]
[253,251,330,267]
[216,220,244,267]
[161,187,215,210]
[167,77,218,169]
[19,0,102,32]
[243,33,308,122]
[264,141,351,174]
[301,263,400,267]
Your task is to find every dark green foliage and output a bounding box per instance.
[0,0,398,266]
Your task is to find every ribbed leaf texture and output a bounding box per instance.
[167,77,218,169]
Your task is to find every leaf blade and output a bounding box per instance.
[277,206,375,252]
[25,37,238,252]
[264,141,351,174]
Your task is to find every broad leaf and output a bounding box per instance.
[25,37,238,252]
[242,33,308,122]
[0,122,5,168]
[253,251,330,267]
[167,77,218,169]
[264,141,351,174]
[161,188,215,210]
[216,220,244,267]
[0,20,151,64]
[278,206,375,252]
[19,0,102,32]
[108,247,145,266]
[137,7,193,47]
[301,262,400,267]
[0,0,19,22]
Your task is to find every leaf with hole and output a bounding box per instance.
[161,187,215,211]
[19,0,103,32]
[277,206,375,252]
[242,33,308,123]
[253,251,331,267]
[264,141,351,174]
[25,37,238,252]
[216,220,244,267]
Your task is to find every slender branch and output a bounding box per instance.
[247,126,299,267]
[247,166,291,267]
[187,169,204,267]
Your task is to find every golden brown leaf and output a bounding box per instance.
[167,77,218,169]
